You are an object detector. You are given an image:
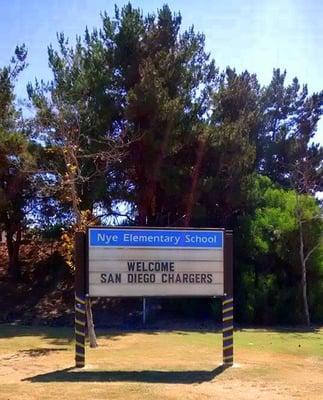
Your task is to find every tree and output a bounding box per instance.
[0,131,36,279]
[28,23,129,345]
[259,71,323,324]
[0,45,36,280]
[295,194,322,325]
[28,3,219,332]
[259,69,323,191]
[103,4,217,226]
[240,176,322,325]
[186,68,261,228]
[291,161,322,326]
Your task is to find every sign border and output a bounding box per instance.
[85,226,226,298]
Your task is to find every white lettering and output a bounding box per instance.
[98,233,106,242]
[97,233,118,244]
[185,234,216,244]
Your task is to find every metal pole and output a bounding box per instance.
[143,297,146,326]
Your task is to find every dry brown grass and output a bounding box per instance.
[0,325,322,400]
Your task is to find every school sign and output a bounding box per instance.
[74,227,234,368]
[88,228,224,297]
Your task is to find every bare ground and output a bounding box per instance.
[0,329,322,400]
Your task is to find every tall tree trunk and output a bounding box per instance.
[6,227,22,281]
[135,121,172,226]
[69,167,98,348]
[86,298,98,347]
[184,137,207,227]
[298,220,310,326]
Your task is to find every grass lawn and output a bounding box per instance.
[0,324,322,400]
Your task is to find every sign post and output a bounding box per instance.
[74,232,86,368]
[74,227,233,367]
[222,231,234,366]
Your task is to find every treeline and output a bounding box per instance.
[0,4,322,325]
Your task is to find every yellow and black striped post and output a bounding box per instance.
[75,232,86,368]
[222,296,234,366]
[223,231,234,366]
[75,294,86,367]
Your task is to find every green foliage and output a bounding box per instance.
[192,69,261,226]
[246,177,321,262]
[236,175,322,323]
[259,69,323,192]
[0,45,27,130]
[0,131,35,213]
[110,4,217,225]
[0,46,42,279]
[307,239,323,322]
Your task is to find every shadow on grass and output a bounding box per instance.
[1,323,320,345]
[24,365,228,384]
[0,324,74,341]
[0,324,133,344]
[236,326,322,334]
[19,348,68,357]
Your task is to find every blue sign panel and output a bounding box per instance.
[89,228,223,249]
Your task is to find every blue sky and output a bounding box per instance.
[0,0,322,142]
